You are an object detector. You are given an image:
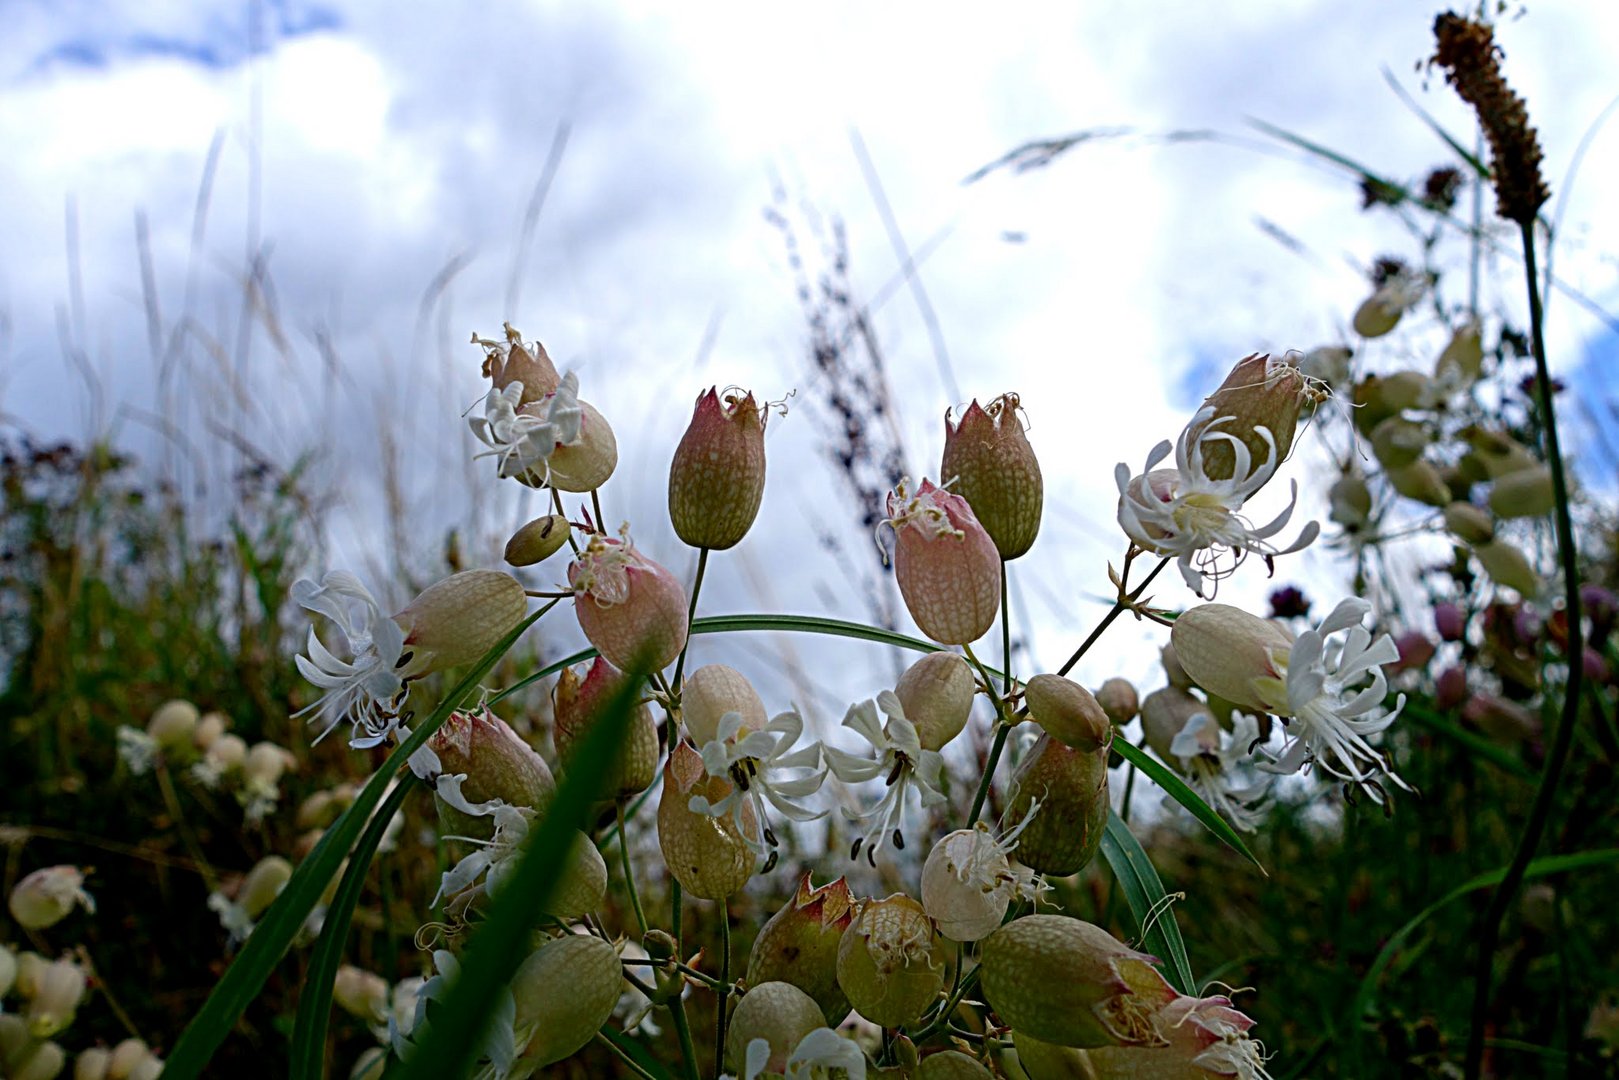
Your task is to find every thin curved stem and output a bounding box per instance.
[617,799,648,936]
[1000,559,1012,694]
[713,904,732,1078]
[1464,221,1584,1079]
[671,547,710,692]
[1056,557,1170,678]
[668,880,701,1080]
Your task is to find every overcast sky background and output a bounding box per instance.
[2,1,1617,729]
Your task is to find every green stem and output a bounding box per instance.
[618,799,649,936]
[669,881,701,1080]
[1056,557,1170,678]
[596,1031,660,1080]
[1000,559,1012,694]
[714,904,732,1078]
[1464,221,1584,1079]
[909,967,981,1044]
[966,723,1010,827]
[671,547,710,692]
[552,487,582,555]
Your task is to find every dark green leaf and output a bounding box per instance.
[1113,740,1265,873]
[1100,810,1196,994]
[289,778,417,1080]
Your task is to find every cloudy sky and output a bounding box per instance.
[2,1,1617,718]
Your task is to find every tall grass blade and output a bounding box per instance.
[1100,810,1196,995]
[1113,740,1265,872]
[289,777,417,1080]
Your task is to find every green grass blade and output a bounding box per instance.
[1380,66,1489,178]
[163,607,544,1079]
[1100,810,1196,994]
[396,658,647,1078]
[1113,740,1265,873]
[1247,116,1410,199]
[1350,848,1619,1029]
[289,777,417,1080]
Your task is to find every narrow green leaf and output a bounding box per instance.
[1100,811,1195,995]
[485,612,1010,709]
[397,657,648,1078]
[1350,848,1619,1028]
[163,607,544,1079]
[289,778,417,1080]
[1113,740,1265,873]
[1247,116,1410,197]
[1380,66,1490,178]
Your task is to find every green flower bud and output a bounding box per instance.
[503,514,571,567]
[917,1049,993,1079]
[1388,459,1452,507]
[1435,320,1484,385]
[1095,678,1139,727]
[333,966,389,1024]
[1488,465,1555,519]
[942,393,1043,559]
[146,699,199,750]
[1025,674,1110,752]
[1370,416,1426,470]
[1475,539,1539,596]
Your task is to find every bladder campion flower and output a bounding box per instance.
[823,693,948,866]
[1116,405,1318,597]
[1172,598,1410,802]
[880,478,1000,645]
[468,371,584,485]
[689,708,828,870]
[569,526,689,671]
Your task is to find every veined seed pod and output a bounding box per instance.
[395,569,528,676]
[1190,353,1312,485]
[1435,320,1484,385]
[1475,539,1539,596]
[9,1041,65,1080]
[921,822,1039,942]
[724,981,825,1073]
[0,946,15,999]
[546,399,618,492]
[884,478,1001,646]
[1370,416,1426,470]
[681,663,768,747]
[980,915,1177,1048]
[1013,1030,1093,1080]
[333,966,389,1024]
[669,387,770,550]
[836,893,946,1028]
[107,1038,157,1080]
[1443,501,1495,544]
[510,933,622,1069]
[1025,674,1110,752]
[895,651,975,751]
[1003,733,1108,876]
[569,529,688,672]
[941,393,1043,559]
[657,741,757,899]
[1141,688,1214,767]
[1388,459,1452,507]
[1081,992,1268,1079]
[1170,605,1293,713]
[238,856,294,921]
[746,873,857,1026]
[553,657,658,798]
[193,710,228,751]
[76,1046,112,1080]
[428,709,556,840]
[1328,474,1373,531]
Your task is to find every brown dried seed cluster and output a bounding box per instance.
[1430,12,1549,226]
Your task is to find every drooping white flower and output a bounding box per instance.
[432,802,533,906]
[1168,711,1271,833]
[116,726,160,775]
[689,709,827,869]
[292,571,408,748]
[1250,597,1410,802]
[921,807,1049,941]
[823,692,947,866]
[744,1027,868,1080]
[468,372,583,484]
[391,949,518,1078]
[1116,406,1318,597]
